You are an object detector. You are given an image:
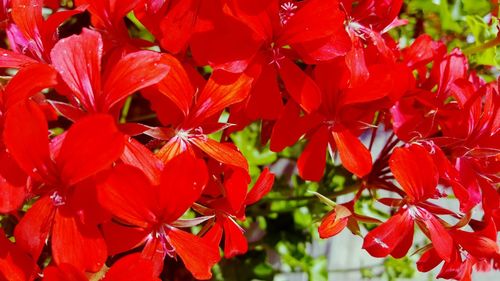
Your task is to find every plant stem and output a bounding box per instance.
[260,183,361,202]
[463,35,500,55]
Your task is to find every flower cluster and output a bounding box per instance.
[0,0,498,280]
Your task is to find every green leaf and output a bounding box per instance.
[462,0,491,16]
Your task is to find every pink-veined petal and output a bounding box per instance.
[50,28,102,111]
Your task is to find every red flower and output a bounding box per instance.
[0,63,58,213]
[3,100,124,272]
[1,0,86,65]
[144,55,252,170]
[98,153,220,279]
[362,144,454,261]
[49,28,169,116]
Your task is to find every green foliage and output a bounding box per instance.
[383,257,416,281]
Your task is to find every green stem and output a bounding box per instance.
[463,35,500,55]
[260,183,360,203]
[119,96,133,124]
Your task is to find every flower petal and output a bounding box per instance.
[56,114,124,186]
[167,227,220,280]
[4,100,51,179]
[362,209,414,258]
[98,164,157,227]
[3,63,58,108]
[50,28,102,111]
[222,217,248,258]
[102,254,160,281]
[159,153,208,222]
[14,196,56,261]
[278,57,321,114]
[0,229,38,281]
[191,138,248,171]
[187,71,253,126]
[245,167,275,205]
[102,50,169,111]
[51,208,107,272]
[331,129,372,178]
[389,145,439,202]
[155,54,195,116]
[298,126,329,181]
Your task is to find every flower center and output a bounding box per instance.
[279,1,298,26]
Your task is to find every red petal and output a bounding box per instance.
[331,129,372,178]
[102,50,169,111]
[102,221,149,256]
[47,101,86,123]
[14,196,56,261]
[121,137,164,186]
[345,40,369,87]
[245,62,284,120]
[245,167,275,205]
[318,205,351,239]
[188,71,253,126]
[452,230,499,259]
[0,174,26,213]
[102,254,160,281]
[403,34,438,68]
[11,0,43,49]
[3,63,58,108]
[141,236,166,276]
[190,1,259,72]
[0,48,38,68]
[167,227,220,280]
[158,0,199,54]
[98,165,157,227]
[50,28,102,111]
[42,264,87,281]
[416,248,443,272]
[41,5,88,52]
[0,229,38,281]
[4,100,51,179]
[362,209,414,258]
[298,126,329,181]
[191,138,248,171]
[51,208,107,272]
[155,54,195,116]
[222,168,249,212]
[156,137,192,163]
[277,0,345,45]
[56,114,124,186]
[222,217,248,258]
[341,65,392,105]
[292,29,351,63]
[389,145,439,202]
[416,209,453,262]
[159,153,208,222]
[278,57,321,113]
[270,101,320,152]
